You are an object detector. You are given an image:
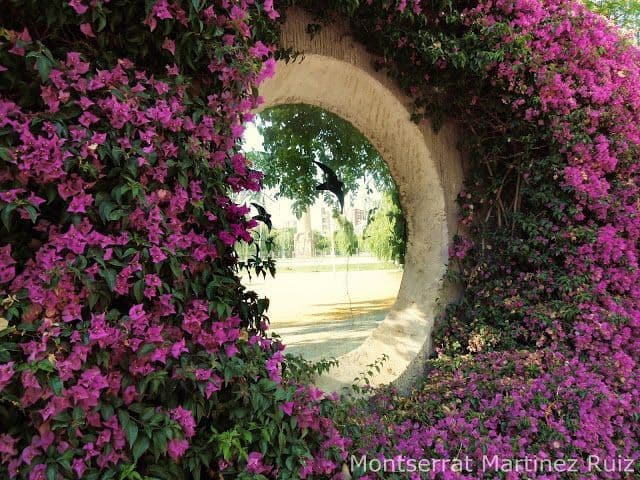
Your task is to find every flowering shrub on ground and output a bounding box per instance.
[1,0,639,479]
[316,0,640,477]
[340,351,639,479]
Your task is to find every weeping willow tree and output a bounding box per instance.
[363,191,406,264]
[333,215,359,256]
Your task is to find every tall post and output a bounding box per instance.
[330,212,336,274]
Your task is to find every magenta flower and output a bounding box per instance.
[149,245,167,263]
[224,343,238,358]
[79,23,95,37]
[162,38,176,55]
[0,362,15,392]
[67,193,93,213]
[279,402,294,416]
[122,385,137,405]
[27,463,46,480]
[218,231,236,246]
[68,0,88,15]
[0,434,17,463]
[246,452,269,474]
[71,458,86,478]
[170,406,196,438]
[167,439,189,461]
[0,245,16,284]
[170,339,189,358]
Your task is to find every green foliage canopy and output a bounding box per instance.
[584,0,640,40]
[247,104,395,216]
[363,191,406,264]
[333,215,359,256]
[272,227,295,257]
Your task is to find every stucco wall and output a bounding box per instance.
[258,8,464,392]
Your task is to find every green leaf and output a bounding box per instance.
[98,200,116,222]
[1,204,15,230]
[126,421,139,448]
[35,359,56,372]
[100,403,115,420]
[36,55,53,82]
[49,376,63,396]
[133,280,144,303]
[100,268,117,291]
[73,407,85,423]
[132,435,149,462]
[46,464,58,480]
[0,146,11,162]
[23,205,38,223]
[154,429,168,456]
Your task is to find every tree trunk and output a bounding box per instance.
[294,207,314,257]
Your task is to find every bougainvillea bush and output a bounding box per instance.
[309,0,640,478]
[0,1,349,479]
[1,0,639,479]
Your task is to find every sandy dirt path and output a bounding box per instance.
[243,268,403,361]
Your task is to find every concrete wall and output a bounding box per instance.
[258,8,464,392]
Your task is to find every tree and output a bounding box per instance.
[272,227,295,258]
[584,0,640,41]
[333,215,359,256]
[313,231,330,255]
[247,104,395,216]
[363,191,407,264]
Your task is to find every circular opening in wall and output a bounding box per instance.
[246,7,463,392]
[238,104,407,365]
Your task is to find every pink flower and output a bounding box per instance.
[0,434,17,462]
[128,304,148,331]
[246,451,269,474]
[279,402,294,416]
[21,445,40,465]
[149,245,167,263]
[257,58,276,82]
[170,339,188,358]
[194,369,211,381]
[170,406,196,437]
[79,23,95,37]
[123,385,137,405]
[68,0,88,14]
[78,111,99,127]
[27,193,45,207]
[263,0,279,20]
[72,458,86,478]
[0,188,25,203]
[167,438,189,461]
[67,193,93,213]
[28,463,46,480]
[225,343,239,358]
[0,362,15,392]
[266,351,283,384]
[0,245,16,284]
[204,374,222,399]
[162,38,176,55]
[249,41,270,58]
[218,231,236,246]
